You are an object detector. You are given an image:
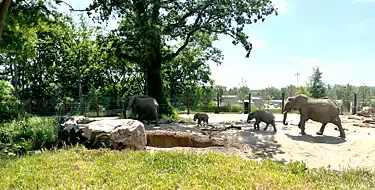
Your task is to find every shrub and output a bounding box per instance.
[0,80,20,123]
[0,117,59,158]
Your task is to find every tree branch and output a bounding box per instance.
[56,0,100,12]
[164,3,210,35]
[162,4,211,62]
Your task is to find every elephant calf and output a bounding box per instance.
[247,110,277,132]
[193,113,209,127]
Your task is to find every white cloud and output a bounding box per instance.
[251,40,266,48]
[303,58,317,63]
[272,0,289,15]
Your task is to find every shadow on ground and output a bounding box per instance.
[233,127,286,163]
[285,133,347,144]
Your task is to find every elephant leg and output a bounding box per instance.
[297,121,301,129]
[139,114,145,124]
[332,117,346,138]
[271,121,277,132]
[131,112,137,120]
[264,123,269,131]
[256,120,261,131]
[154,112,160,126]
[146,115,151,125]
[299,114,307,135]
[316,123,327,135]
[254,119,260,130]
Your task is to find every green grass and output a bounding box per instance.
[0,146,374,189]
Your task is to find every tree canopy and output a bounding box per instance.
[63,0,278,114]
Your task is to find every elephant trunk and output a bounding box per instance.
[282,111,289,125]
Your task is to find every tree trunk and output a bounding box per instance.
[146,59,166,114]
[0,0,12,42]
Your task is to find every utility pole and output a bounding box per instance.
[295,73,300,88]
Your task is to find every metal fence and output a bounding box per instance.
[16,92,363,117]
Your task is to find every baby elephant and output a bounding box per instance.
[247,110,277,132]
[193,113,209,126]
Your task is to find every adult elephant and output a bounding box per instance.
[122,95,160,126]
[282,94,346,138]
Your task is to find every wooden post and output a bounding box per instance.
[187,92,190,115]
[353,93,357,115]
[281,92,285,113]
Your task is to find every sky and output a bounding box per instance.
[57,0,375,90]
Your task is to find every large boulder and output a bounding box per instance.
[57,116,88,148]
[84,119,147,150]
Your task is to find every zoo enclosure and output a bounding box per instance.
[17,92,362,117]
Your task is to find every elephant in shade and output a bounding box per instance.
[282,94,346,138]
[122,95,160,126]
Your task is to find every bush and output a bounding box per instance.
[0,80,20,123]
[0,116,59,158]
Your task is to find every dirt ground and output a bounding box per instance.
[143,113,375,171]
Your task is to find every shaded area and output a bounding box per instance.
[285,134,347,144]
[230,126,286,163]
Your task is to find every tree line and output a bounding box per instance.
[213,67,375,112]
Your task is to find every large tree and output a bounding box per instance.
[65,0,278,114]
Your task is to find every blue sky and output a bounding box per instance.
[58,0,375,90]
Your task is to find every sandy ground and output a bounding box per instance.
[143,113,375,171]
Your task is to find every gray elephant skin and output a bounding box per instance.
[122,95,160,126]
[282,94,345,138]
[193,113,209,126]
[247,110,277,132]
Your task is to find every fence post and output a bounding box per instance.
[281,92,285,113]
[216,93,220,114]
[187,92,190,115]
[352,93,357,115]
[249,93,252,112]
[96,98,99,117]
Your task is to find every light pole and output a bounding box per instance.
[295,73,300,88]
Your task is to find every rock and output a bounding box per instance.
[159,117,173,124]
[84,119,147,150]
[57,116,88,147]
[74,116,96,124]
[178,120,185,123]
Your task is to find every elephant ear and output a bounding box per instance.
[294,95,308,108]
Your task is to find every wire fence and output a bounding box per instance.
[15,93,364,117]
